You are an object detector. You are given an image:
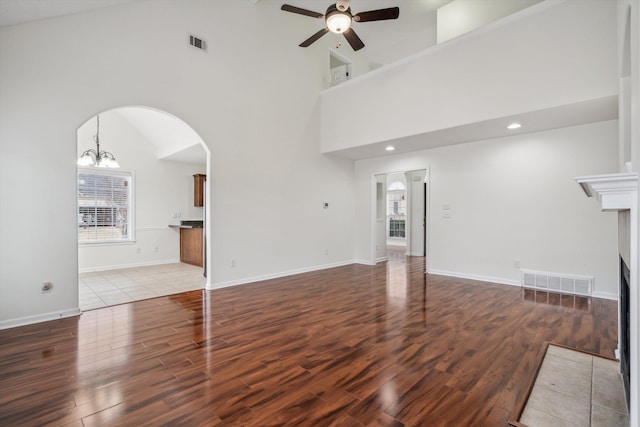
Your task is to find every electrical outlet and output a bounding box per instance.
[230,258,236,268]
[136,248,142,254]
[41,282,53,293]
[514,259,521,268]
[154,246,159,253]
[324,249,329,255]
[442,211,451,219]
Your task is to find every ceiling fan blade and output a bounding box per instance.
[281,4,324,18]
[353,7,400,22]
[343,28,364,51]
[300,28,329,47]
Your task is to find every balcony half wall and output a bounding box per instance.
[320,0,618,160]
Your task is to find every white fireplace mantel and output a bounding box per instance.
[576,171,638,424]
[576,172,638,211]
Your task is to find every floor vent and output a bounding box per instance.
[521,269,593,296]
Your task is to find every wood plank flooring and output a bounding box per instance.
[0,252,617,426]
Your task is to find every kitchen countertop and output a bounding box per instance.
[169,220,203,229]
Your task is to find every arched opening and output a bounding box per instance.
[76,106,210,310]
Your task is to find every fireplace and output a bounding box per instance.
[621,257,630,408]
[576,172,637,421]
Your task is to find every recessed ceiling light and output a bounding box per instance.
[507,123,522,130]
[385,146,395,151]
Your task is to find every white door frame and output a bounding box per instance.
[369,168,429,265]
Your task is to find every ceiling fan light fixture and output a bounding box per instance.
[326,10,352,34]
[281,3,399,51]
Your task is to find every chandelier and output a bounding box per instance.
[77,115,119,168]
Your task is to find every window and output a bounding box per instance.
[78,169,133,243]
[387,191,406,216]
[389,219,406,238]
[387,180,406,239]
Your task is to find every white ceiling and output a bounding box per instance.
[0,0,454,162]
[0,0,142,27]
[114,107,207,164]
[329,96,619,159]
[0,0,451,66]
[1,0,616,162]
[280,0,453,65]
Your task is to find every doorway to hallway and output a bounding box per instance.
[374,169,427,263]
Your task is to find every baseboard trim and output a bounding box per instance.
[206,260,356,290]
[0,308,81,331]
[427,269,521,287]
[354,259,375,266]
[376,256,389,263]
[79,259,180,273]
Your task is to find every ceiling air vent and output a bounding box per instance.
[189,35,207,52]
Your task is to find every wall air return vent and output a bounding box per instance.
[521,269,593,296]
[189,35,207,52]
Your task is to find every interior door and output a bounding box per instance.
[423,182,427,257]
[331,64,348,86]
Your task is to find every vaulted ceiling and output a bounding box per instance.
[3,0,610,162]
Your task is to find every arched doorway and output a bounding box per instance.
[76,106,210,310]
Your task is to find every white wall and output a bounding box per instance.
[322,0,617,154]
[355,121,619,298]
[0,0,356,328]
[77,110,205,272]
[618,0,640,424]
[437,0,543,43]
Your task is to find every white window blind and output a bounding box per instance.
[78,169,133,243]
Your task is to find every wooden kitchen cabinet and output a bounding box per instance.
[180,227,203,267]
[193,174,206,207]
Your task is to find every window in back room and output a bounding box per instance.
[77,169,134,243]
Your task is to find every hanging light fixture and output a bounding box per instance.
[77,115,120,168]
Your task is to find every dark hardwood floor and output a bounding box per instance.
[0,250,617,426]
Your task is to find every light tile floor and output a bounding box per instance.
[79,263,206,311]
[520,345,629,427]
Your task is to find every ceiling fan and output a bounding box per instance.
[281,1,400,51]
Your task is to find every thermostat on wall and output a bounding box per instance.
[323,202,329,209]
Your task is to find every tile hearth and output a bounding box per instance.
[520,345,628,427]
